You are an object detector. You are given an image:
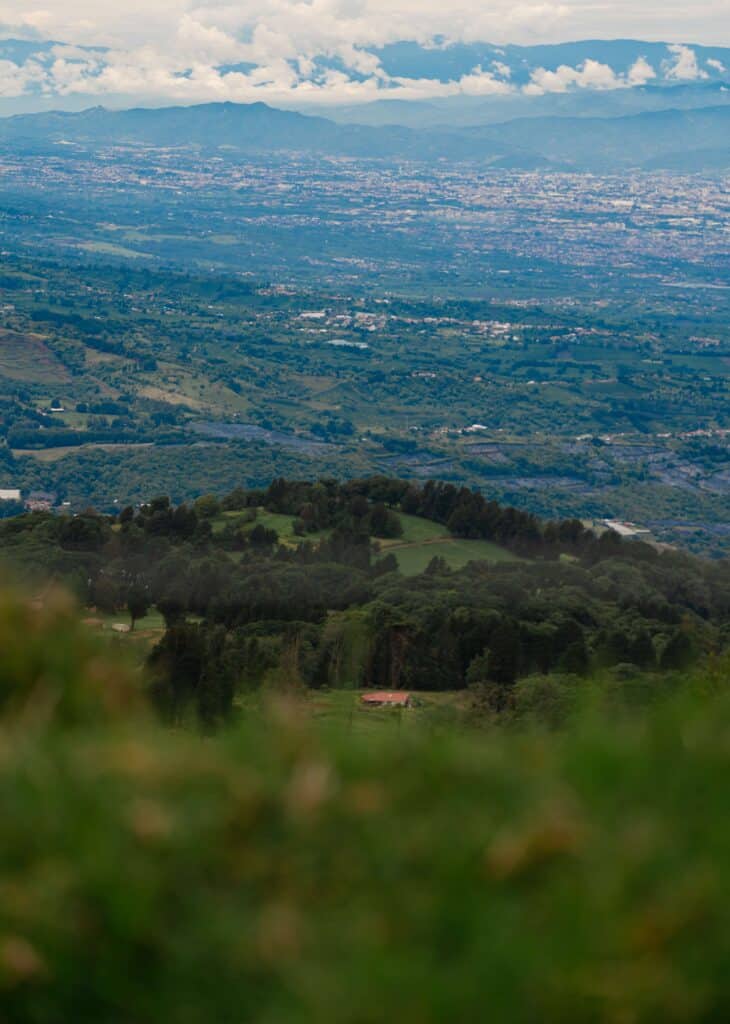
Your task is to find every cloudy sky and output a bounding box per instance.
[0,1,728,106]
[3,0,727,49]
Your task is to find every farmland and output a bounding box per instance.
[0,158,727,554]
[0,328,69,383]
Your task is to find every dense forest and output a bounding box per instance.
[2,476,728,730]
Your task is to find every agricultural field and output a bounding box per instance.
[386,536,521,575]
[0,328,69,383]
[0,227,726,553]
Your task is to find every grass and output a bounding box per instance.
[212,509,328,546]
[382,513,451,545]
[78,240,153,260]
[210,509,518,571]
[91,609,166,632]
[139,370,249,415]
[82,609,167,661]
[379,513,520,575]
[386,537,521,576]
[13,443,154,462]
[242,688,470,738]
[84,348,128,368]
[0,329,69,384]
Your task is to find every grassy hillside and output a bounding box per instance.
[0,329,69,383]
[212,508,518,572]
[212,508,329,545]
[380,513,520,574]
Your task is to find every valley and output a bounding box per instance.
[0,207,727,552]
[2,23,730,1024]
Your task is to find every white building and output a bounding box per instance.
[603,520,653,541]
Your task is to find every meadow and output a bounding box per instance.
[211,507,519,574]
[0,329,69,384]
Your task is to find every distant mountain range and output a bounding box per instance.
[369,39,730,86]
[0,36,728,119]
[321,81,730,128]
[1,99,729,173]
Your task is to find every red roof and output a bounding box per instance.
[361,692,412,707]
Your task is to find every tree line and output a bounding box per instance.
[0,476,727,730]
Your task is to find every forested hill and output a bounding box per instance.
[1,476,728,727]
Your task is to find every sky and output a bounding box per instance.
[0,1,728,107]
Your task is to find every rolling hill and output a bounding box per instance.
[1,99,729,171]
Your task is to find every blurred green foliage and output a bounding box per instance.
[2,590,730,1023]
[0,589,139,728]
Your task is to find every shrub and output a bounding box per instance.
[2,591,730,1022]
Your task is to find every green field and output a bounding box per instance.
[380,513,520,574]
[319,690,469,736]
[90,609,166,632]
[238,687,468,738]
[83,609,167,661]
[14,442,155,462]
[386,537,521,575]
[78,240,153,260]
[0,330,69,384]
[384,513,451,544]
[212,508,517,572]
[212,508,325,544]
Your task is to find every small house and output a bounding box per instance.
[25,491,57,513]
[361,691,413,709]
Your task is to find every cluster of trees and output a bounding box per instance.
[0,476,728,729]
[224,477,404,542]
[258,476,597,559]
[6,424,166,450]
[0,389,185,454]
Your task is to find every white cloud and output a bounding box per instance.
[627,56,656,86]
[455,67,513,96]
[525,53,663,95]
[175,15,248,65]
[0,57,47,97]
[0,3,726,105]
[525,57,655,94]
[0,1,727,55]
[663,44,708,81]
